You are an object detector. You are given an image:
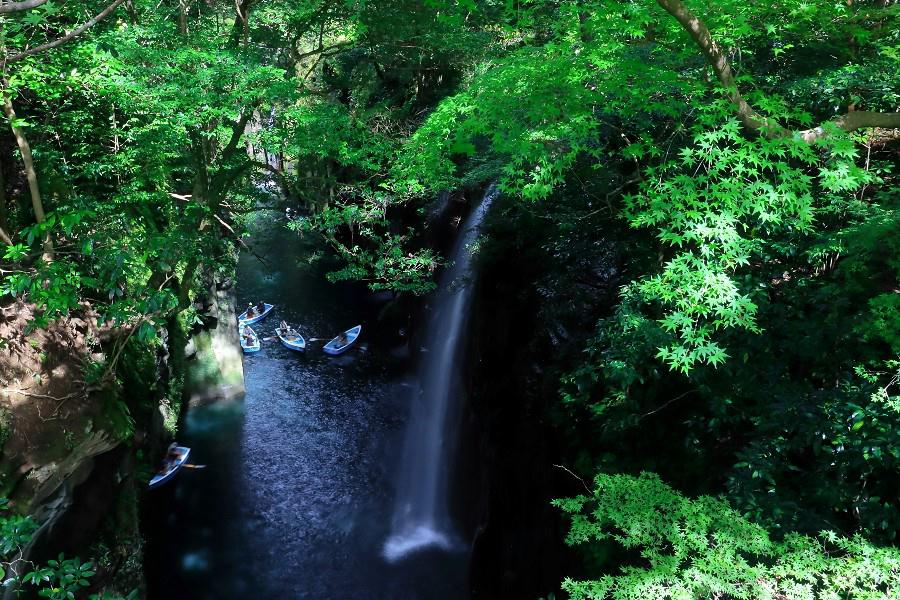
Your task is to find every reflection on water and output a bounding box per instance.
[144,211,467,599]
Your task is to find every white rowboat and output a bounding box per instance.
[323,325,362,356]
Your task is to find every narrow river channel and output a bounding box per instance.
[144,210,468,599]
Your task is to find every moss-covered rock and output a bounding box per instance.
[183,277,245,406]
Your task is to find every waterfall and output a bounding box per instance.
[383,185,498,562]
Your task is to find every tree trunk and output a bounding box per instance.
[2,94,53,260]
[177,0,188,35]
[177,255,201,310]
[0,159,9,243]
[125,0,138,24]
[229,0,253,47]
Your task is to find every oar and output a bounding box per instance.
[182,464,207,469]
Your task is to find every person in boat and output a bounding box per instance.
[163,443,180,469]
[245,303,255,319]
[242,329,254,345]
[256,300,266,313]
[335,332,349,346]
[280,321,298,340]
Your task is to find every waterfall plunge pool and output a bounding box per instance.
[143,206,478,599]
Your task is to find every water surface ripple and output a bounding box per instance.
[145,212,466,599]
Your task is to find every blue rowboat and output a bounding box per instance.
[240,325,261,353]
[323,325,361,356]
[276,323,306,352]
[238,302,274,325]
[149,444,190,489]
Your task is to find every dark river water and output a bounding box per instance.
[144,210,468,599]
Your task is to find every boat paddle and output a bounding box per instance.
[258,336,328,342]
[182,464,207,469]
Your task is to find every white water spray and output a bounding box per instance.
[383,186,497,562]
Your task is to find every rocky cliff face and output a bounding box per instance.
[0,271,246,597]
[0,300,145,597]
[183,275,245,407]
[0,302,118,508]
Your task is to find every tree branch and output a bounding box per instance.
[655,0,900,141]
[0,0,47,14]
[250,158,287,178]
[798,111,900,143]
[4,0,128,64]
[219,107,255,163]
[2,87,53,260]
[293,40,350,63]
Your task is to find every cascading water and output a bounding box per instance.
[384,185,498,562]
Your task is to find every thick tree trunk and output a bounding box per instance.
[177,0,188,35]
[2,94,53,259]
[177,108,252,310]
[177,255,201,310]
[655,0,779,133]
[0,160,9,243]
[229,0,253,47]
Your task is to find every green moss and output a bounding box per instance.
[92,387,135,442]
[0,462,20,501]
[160,317,190,435]
[159,380,183,437]
[184,328,244,397]
[0,406,10,452]
[116,339,158,410]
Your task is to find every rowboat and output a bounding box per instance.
[149,444,190,489]
[240,325,261,353]
[276,323,306,352]
[238,302,274,325]
[323,325,362,355]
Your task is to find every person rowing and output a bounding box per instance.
[165,442,180,464]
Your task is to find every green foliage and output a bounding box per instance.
[1,0,281,328]
[555,472,900,600]
[1,0,899,595]
[0,499,124,600]
[0,498,38,556]
[388,0,898,370]
[23,555,97,600]
[289,196,441,294]
[561,289,669,414]
[623,109,876,371]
